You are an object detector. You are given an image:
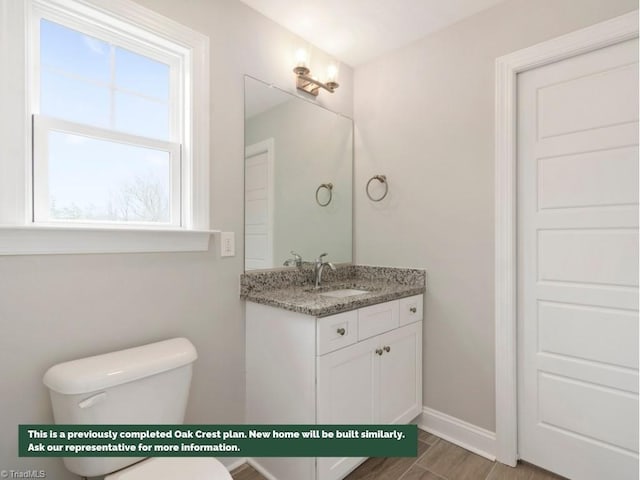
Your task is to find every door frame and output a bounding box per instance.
[494,10,638,466]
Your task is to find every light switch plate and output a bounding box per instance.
[220,232,235,257]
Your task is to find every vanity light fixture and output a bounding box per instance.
[293,49,339,96]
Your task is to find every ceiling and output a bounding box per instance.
[238,0,508,66]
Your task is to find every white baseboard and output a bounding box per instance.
[419,407,496,461]
[223,409,496,475]
[223,457,247,472]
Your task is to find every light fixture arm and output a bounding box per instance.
[293,66,339,96]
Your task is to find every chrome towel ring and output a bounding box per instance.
[315,182,333,206]
[366,175,388,202]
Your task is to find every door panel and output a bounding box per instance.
[317,337,376,480]
[517,37,639,480]
[538,302,638,368]
[538,146,639,209]
[377,322,422,425]
[245,141,273,270]
[317,336,377,424]
[538,229,638,286]
[538,373,638,452]
[537,62,638,138]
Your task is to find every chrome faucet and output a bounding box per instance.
[283,251,302,268]
[313,253,336,288]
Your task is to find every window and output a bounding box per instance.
[33,8,182,227]
[0,0,211,254]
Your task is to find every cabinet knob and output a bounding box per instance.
[336,327,346,336]
[410,307,417,313]
[384,346,391,353]
[375,348,384,356]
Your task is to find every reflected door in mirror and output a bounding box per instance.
[245,139,274,270]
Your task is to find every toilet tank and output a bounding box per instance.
[43,337,198,478]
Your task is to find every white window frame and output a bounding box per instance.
[0,0,214,254]
[32,116,183,226]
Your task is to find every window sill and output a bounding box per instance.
[0,225,219,255]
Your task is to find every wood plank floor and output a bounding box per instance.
[230,431,567,480]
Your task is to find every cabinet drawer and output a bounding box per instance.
[399,295,423,326]
[358,300,399,340]
[317,310,358,355]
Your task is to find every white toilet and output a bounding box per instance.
[43,338,232,480]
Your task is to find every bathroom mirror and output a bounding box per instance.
[243,76,353,271]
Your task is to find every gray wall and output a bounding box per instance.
[353,0,637,432]
[0,0,353,478]
[246,96,353,267]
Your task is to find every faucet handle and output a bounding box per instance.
[284,251,303,267]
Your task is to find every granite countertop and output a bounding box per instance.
[241,265,426,317]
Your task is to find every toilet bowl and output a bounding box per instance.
[105,457,231,479]
[43,338,231,480]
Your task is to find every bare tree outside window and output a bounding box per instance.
[108,174,169,222]
[51,173,169,223]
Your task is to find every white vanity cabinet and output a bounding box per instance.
[246,295,423,480]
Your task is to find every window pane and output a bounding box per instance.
[115,92,169,140]
[47,131,171,223]
[40,19,110,83]
[115,47,170,100]
[41,70,110,127]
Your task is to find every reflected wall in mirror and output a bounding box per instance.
[244,76,353,271]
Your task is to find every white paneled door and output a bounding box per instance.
[245,139,274,270]
[517,38,639,480]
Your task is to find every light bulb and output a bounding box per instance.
[295,48,309,68]
[327,64,339,83]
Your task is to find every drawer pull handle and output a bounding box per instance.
[384,346,391,353]
[410,307,417,313]
[375,348,384,356]
[336,328,346,336]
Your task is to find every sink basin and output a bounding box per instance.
[318,289,370,298]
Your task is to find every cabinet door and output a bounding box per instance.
[317,336,377,480]
[377,322,423,425]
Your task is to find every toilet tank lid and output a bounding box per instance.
[43,338,198,395]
